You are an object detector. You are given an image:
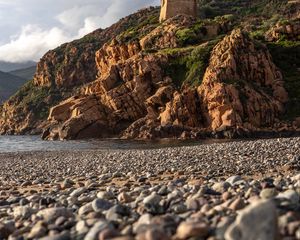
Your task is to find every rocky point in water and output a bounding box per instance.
[0,0,299,140]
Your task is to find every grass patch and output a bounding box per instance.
[267,40,300,119]
[175,21,207,46]
[9,80,64,120]
[116,14,160,43]
[164,39,221,88]
[197,0,289,18]
[175,17,233,47]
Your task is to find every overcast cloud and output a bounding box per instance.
[0,0,160,63]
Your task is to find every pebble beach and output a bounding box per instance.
[1,137,300,240]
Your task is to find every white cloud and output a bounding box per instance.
[0,0,160,63]
[78,0,160,38]
[56,5,108,32]
[0,25,70,62]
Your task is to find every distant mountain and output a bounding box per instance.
[0,61,36,72]
[9,66,36,80]
[0,71,27,103]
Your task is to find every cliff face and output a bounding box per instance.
[0,7,160,135]
[1,2,299,139]
[42,25,291,140]
[198,30,288,131]
[33,8,160,88]
[43,15,200,140]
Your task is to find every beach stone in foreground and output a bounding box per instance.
[176,221,209,239]
[37,207,74,222]
[225,200,278,240]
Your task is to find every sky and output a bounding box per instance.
[0,0,160,63]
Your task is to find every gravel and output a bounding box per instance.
[0,137,300,239]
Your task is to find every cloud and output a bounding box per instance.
[0,25,70,62]
[0,0,160,63]
[77,0,160,36]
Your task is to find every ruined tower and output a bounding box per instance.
[160,0,197,22]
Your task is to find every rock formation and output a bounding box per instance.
[265,19,300,42]
[0,7,160,135]
[0,1,299,140]
[160,0,197,22]
[198,29,288,131]
[42,25,289,140]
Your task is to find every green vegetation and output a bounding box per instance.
[267,40,300,119]
[176,28,200,46]
[249,15,297,41]
[197,0,289,19]
[117,14,160,43]
[10,81,64,120]
[0,71,27,102]
[175,16,233,47]
[164,39,220,88]
[250,14,282,40]
[175,21,206,46]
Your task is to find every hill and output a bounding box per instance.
[9,66,36,80]
[0,1,299,138]
[0,61,36,72]
[0,71,27,103]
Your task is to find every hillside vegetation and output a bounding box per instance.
[0,71,27,103]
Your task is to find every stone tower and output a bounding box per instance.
[160,0,197,22]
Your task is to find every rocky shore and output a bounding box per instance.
[1,137,300,239]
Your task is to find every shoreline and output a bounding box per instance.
[0,137,299,179]
[1,132,300,154]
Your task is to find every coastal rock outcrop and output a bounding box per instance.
[198,29,288,131]
[0,7,161,135]
[43,27,289,140]
[0,1,298,139]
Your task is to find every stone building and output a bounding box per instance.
[159,0,197,22]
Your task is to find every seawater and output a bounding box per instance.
[0,135,213,153]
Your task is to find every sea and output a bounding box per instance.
[0,135,216,153]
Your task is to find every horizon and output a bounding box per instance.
[0,0,160,63]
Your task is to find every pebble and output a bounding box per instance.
[76,220,89,234]
[143,192,161,206]
[278,190,300,205]
[13,206,32,219]
[84,221,112,240]
[176,221,209,239]
[70,187,87,197]
[79,202,94,216]
[97,191,115,200]
[0,223,14,239]
[225,200,278,240]
[0,137,300,239]
[229,197,246,211]
[92,198,113,212]
[226,175,242,185]
[260,188,277,199]
[28,221,47,239]
[40,231,70,240]
[37,207,73,222]
[118,192,132,203]
[212,182,231,193]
